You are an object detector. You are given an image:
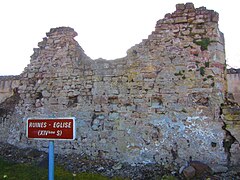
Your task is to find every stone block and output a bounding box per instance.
[174,17,188,24]
[183,166,196,179]
[191,28,205,34]
[109,112,119,120]
[176,4,185,10]
[210,164,228,173]
[48,97,58,104]
[42,90,51,97]
[190,161,212,176]
[94,105,101,112]
[185,2,194,9]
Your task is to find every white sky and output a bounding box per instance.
[0,0,239,75]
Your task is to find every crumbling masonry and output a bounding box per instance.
[1,3,240,166]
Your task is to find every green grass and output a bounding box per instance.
[0,157,121,180]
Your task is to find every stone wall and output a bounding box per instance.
[0,76,20,103]
[227,68,240,104]
[223,69,240,165]
[221,103,240,165]
[1,3,238,166]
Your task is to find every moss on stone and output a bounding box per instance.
[181,108,187,113]
[224,114,239,121]
[194,38,211,51]
[174,71,183,76]
[199,67,205,76]
[207,75,213,79]
[204,61,210,67]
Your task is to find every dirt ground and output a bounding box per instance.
[0,142,240,179]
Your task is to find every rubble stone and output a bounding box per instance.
[183,166,196,179]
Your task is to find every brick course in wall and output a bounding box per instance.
[1,3,239,166]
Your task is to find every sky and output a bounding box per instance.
[0,0,239,75]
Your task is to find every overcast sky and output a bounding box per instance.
[0,0,239,75]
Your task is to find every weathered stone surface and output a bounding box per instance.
[0,3,238,166]
[211,164,228,173]
[190,161,212,176]
[183,166,196,179]
[222,105,240,142]
[0,76,20,103]
[227,69,240,104]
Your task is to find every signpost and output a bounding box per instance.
[26,117,76,180]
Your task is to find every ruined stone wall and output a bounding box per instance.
[221,103,240,165]
[0,76,20,103]
[223,69,240,165]
[227,69,240,104]
[1,3,236,166]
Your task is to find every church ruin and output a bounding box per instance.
[1,3,240,167]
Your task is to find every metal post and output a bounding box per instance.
[48,141,54,180]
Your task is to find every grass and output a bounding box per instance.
[0,157,120,180]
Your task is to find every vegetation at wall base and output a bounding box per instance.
[0,157,121,180]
